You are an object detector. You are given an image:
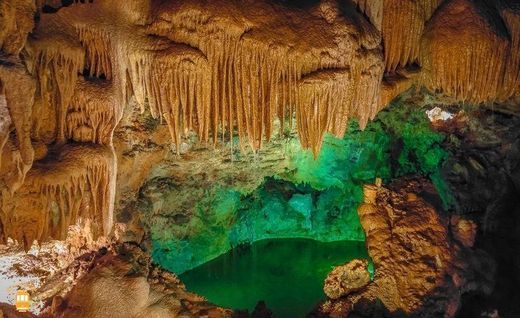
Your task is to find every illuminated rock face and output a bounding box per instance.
[0,0,518,263]
[38,244,232,318]
[319,179,495,317]
[420,0,518,104]
[0,1,518,316]
[0,0,385,246]
[323,258,371,299]
[0,1,383,245]
[142,95,453,274]
[354,0,520,105]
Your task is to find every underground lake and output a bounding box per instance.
[179,238,371,317]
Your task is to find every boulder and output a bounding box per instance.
[323,259,371,299]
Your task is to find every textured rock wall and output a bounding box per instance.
[139,92,453,274]
[0,0,384,246]
[318,179,495,317]
[37,243,232,318]
[0,0,518,250]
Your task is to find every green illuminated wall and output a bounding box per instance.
[149,97,454,273]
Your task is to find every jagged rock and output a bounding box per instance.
[323,259,371,299]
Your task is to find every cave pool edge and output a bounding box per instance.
[179,238,372,317]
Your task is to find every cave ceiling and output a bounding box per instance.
[0,0,518,247]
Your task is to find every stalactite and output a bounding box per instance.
[32,43,85,143]
[0,58,36,193]
[0,144,114,248]
[144,1,383,153]
[383,0,444,72]
[67,78,116,145]
[498,1,520,101]
[119,34,210,152]
[77,27,113,80]
[3,0,517,251]
[31,0,384,156]
[3,0,386,246]
[352,0,383,31]
[297,69,352,156]
[420,0,511,103]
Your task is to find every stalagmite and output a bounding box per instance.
[420,0,512,103]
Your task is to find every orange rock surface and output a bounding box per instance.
[319,180,495,317]
[0,0,517,266]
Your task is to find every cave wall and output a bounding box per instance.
[0,0,518,251]
[136,90,453,274]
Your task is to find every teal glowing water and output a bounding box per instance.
[180,238,370,318]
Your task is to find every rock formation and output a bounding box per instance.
[318,179,495,317]
[420,0,515,103]
[1,0,387,246]
[0,1,519,316]
[0,0,518,247]
[382,0,444,72]
[323,259,371,300]
[37,243,232,318]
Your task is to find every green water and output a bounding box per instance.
[180,238,370,317]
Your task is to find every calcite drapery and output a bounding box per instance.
[383,0,444,72]
[352,0,445,72]
[0,0,519,247]
[0,144,115,248]
[30,0,383,156]
[140,0,384,155]
[498,0,520,101]
[0,0,384,245]
[420,0,518,103]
